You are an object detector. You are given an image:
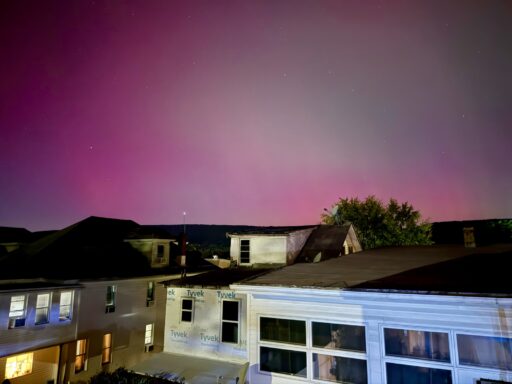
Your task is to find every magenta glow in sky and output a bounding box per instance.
[1,0,511,230]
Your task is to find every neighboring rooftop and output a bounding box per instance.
[162,268,272,288]
[226,225,317,236]
[0,216,183,279]
[295,224,352,263]
[234,244,512,297]
[0,226,32,243]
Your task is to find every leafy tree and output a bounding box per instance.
[322,196,432,249]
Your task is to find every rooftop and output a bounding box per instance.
[234,244,512,297]
[226,225,316,237]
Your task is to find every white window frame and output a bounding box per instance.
[180,298,194,323]
[257,315,369,382]
[240,239,250,264]
[35,292,51,325]
[105,285,116,313]
[8,295,27,328]
[221,299,240,344]
[455,331,512,373]
[59,290,73,321]
[380,324,454,384]
[145,323,154,346]
[147,281,155,306]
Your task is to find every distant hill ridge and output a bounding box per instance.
[150,224,314,245]
[152,219,512,246]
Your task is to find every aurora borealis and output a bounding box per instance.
[1,0,511,230]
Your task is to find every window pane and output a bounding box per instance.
[384,328,450,362]
[223,301,239,321]
[386,362,452,384]
[260,317,306,345]
[35,308,49,324]
[5,353,33,379]
[313,354,367,384]
[260,347,307,377]
[222,322,238,343]
[182,299,193,310]
[312,322,366,352]
[36,293,50,308]
[457,334,512,370]
[60,291,72,306]
[181,310,192,322]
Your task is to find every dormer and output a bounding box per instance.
[125,226,176,268]
[227,226,316,267]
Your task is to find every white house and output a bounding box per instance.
[227,225,361,267]
[233,244,512,384]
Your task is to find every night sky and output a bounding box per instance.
[1,1,511,231]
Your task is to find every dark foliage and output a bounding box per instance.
[89,367,184,384]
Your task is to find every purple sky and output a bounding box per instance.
[1,0,511,231]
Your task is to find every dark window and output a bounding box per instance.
[260,346,307,377]
[157,244,165,259]
[221,301,239,343]
[240,239,250,263]
[386,362,452,384]
[457,334,512,370]
[313,354,367,384]
[105,286,116,313]
[384,328,450,362]
[312,322,366,352]
[181,299,193,322]
[147,281,155,306]
[260,317,306,345]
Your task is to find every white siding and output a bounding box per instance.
[69,276,168,383]
[0,288,79,357]
[236,286,512,384]
[230,236,288,266]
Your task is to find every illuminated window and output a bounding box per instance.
[102,333,112,365]
[240,239,250,263]
[221,300,239,343]
[59,291,73,320]
[8,295,26,328]
[35,293,51,325]
[75,339,88,373]
[5,353,33,379]
[147,281,155,306]
[181,298,193,322]
[105,285,116,313]
[145,323,154,346]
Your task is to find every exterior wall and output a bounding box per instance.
[164,287,248,362]
[0,345,59,384]
[125,239,171,268]
[230,236,288,266]
[0,287,79,357]
[68,276,168,383]
[285,228,315,265]
[235,285,512,384]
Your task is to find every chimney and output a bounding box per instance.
[463,227,476,248]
